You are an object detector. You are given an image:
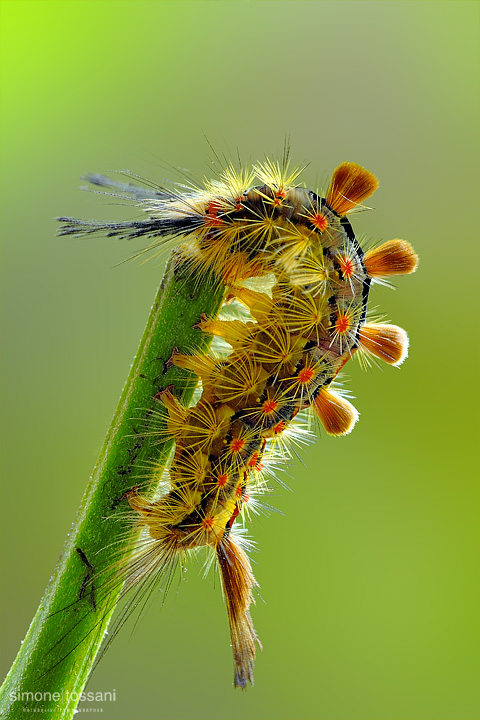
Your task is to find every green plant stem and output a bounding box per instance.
[0,255,226,720]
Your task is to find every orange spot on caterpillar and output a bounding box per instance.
[248,452,259,467]
[216,473,229,487]
[230,438,245,453]
[335,313,351,334]
[235,484,243,499]
[339,255,354,278]
[298,367,315,384]
[311,213,329,231]
[262,399,278,414]
[273,421,286,434]
[202,515,214,530]
[205,200,225,227]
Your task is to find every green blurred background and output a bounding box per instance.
[1,1,479,718]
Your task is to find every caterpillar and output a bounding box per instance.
[57,156,418,689]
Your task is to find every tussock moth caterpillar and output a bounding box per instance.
[57,154,418,689]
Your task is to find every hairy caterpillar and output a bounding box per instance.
[57,156,418,689]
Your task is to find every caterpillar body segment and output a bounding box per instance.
[57,159,417,688]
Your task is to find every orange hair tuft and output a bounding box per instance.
[326,162,379,216]
[364,239,418,277]
[359,323,409,366]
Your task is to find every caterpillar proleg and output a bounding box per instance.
[57,156,418,689]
